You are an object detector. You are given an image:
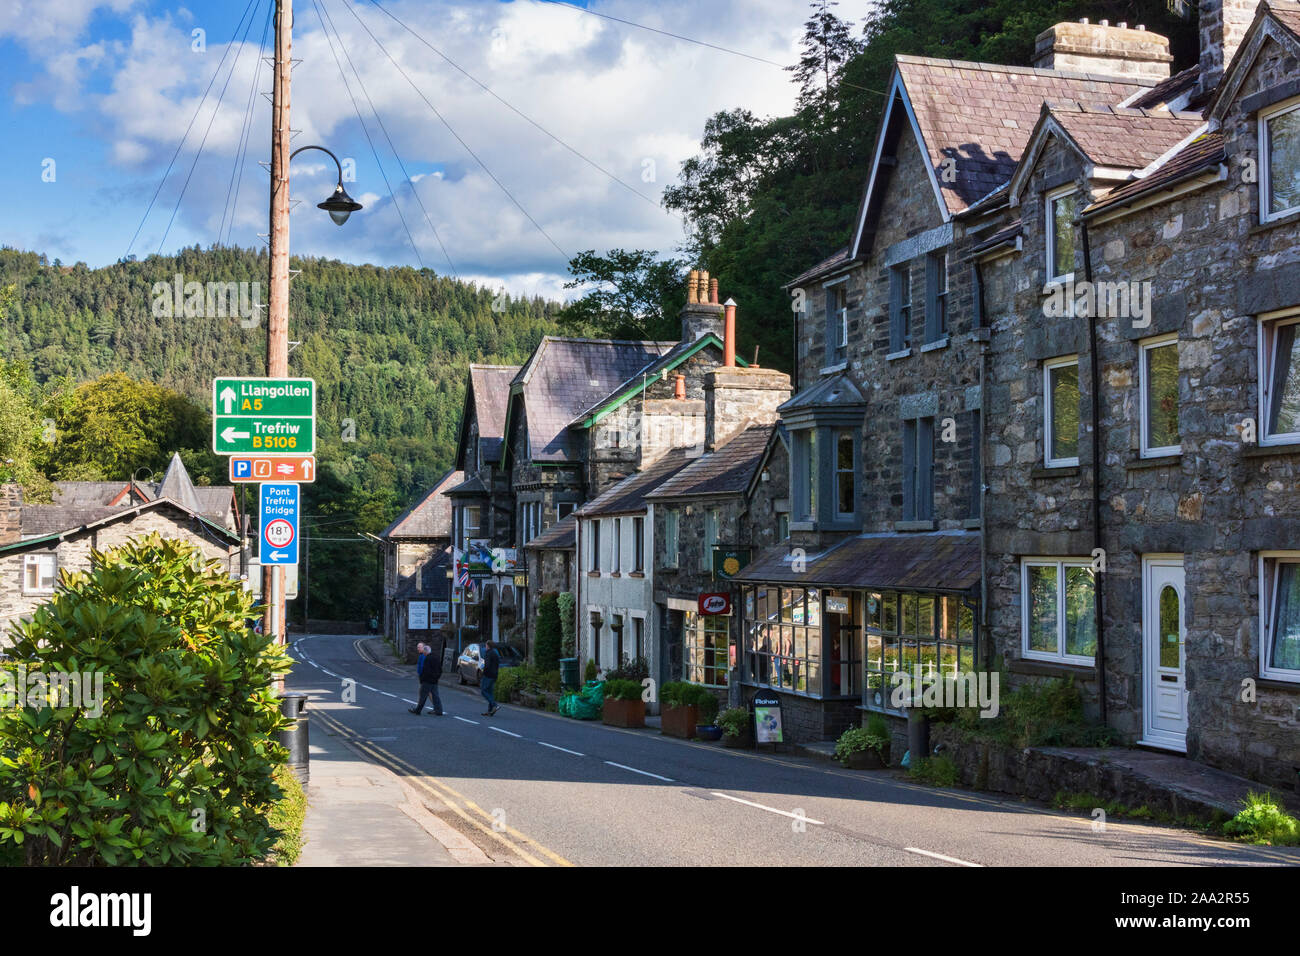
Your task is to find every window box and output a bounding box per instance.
[602,698,646,728]
[660,703,700,739]
[1021,558,1097,665]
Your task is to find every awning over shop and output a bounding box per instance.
[732,531,980,595]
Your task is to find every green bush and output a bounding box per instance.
[834,726,889,763]
[909,755,960,787]
[534,594,562,672]
[953,675,1118,749]
[494,668,523,702]
[717,708,750,738]
[266,765,307,866]
[539,670,562,694]
[1224,792,1300,846]
[557,593,576,657]
[603,679,643,702]
[0,534,291,865]
[661,681,719,722]
[866,713,890,740]
[584,658,598,682]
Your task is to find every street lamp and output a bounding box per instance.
[289,145,363,225]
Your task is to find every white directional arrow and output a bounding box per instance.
[302,459,314,479]
[221,426,250,444]
[219,386,237,414]
[269,550,288,561]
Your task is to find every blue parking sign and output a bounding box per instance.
[259,482,299,565]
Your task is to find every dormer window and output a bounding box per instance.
[1046,186,1077,282]
[1261,98,1300,222]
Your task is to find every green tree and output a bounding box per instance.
[556,249,686,342]
[0,534,291,865]
[534,593,562,672]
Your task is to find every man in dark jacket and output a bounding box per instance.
[408,641,444,716]
[479,640,501,716]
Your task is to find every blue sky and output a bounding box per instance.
[0,0,827,299]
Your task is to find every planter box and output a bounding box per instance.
[660,704,700,739]
[722,732,753,749]
[602,698,646,728]
[846,748,886,770]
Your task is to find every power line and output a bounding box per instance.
[339,0,570,263]
[317,0,458,276]
[158,0,267,254]
[367,0,667,216]
[310,0,425,269]
[124,0,260,258]
[222,3,274,245]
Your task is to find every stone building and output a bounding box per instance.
[379,467,461,654]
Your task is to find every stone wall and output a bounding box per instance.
[741,685,859,744]
[0,485,20,545]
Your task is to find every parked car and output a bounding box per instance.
[455,642,523,685]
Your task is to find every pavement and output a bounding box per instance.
[287,633,1300,867]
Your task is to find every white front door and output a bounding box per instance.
[1142,556,1187,751]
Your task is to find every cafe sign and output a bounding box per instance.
[698,592,732,616]
[712,547,751,580]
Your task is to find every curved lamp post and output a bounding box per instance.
[289,145,363,225]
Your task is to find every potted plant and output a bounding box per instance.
[717,707,752,748]
[601,679,646,728]
[835,715,891,770]
[694,692,722,740]
[659,681,699,739]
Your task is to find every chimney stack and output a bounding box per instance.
[723,298,737,368]
[674,373,686,400]
[678,266,725,343]
[708,278,719,305]
[1198,0,1262,96]
[0,484,22,546]
[1032,20,1172,80]
[703,367,792,452]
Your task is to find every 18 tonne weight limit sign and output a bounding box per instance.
[212,377,315,455]
[259,482,300,565]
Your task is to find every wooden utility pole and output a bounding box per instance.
[263,0,292,645]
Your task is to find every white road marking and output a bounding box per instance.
[361,685,379,692]
[605,761,674,782]
[321,669,337,678]
[904,847,981,867]
[539,742,585,757]
[453,716,479,725]
[711,792,825,824]
[380,691,398,698]
[489,727,523,738]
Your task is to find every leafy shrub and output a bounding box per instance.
[603,679,644,702]
[584,658,598,682]
[909,755,961,787]
[1224,792,1300,846]
[607,656,650,682]
[494,668,523,702]
[534,594,562,672]
[557,593,576,657]
[717,707,750,738]
[538,670,562,694]
[0,534,291,865]
[266,765,307,866]
[953,675,1118,749]
[834,726,889,763]
[661,681,719,722]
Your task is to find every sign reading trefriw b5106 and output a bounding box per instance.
[212,377,315,455]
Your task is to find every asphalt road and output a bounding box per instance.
[287,633,1300,868]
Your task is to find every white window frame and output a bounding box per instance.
[1259,97,1300,224]
[1139,333,1181,458]
[1258,308,1300,446]
[1045,186,1077,283]
[1258,551,1300,683]
[1021,557,1097,665]
[1043,355,1080,467]
[22,553,56,595]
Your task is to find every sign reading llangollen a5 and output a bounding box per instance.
[212,377,315,455]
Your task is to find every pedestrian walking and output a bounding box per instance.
[408,642,444,716]
[479,639,501,716]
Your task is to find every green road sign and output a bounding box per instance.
[212,377,315,455]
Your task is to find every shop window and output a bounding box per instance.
[741,587,823,696]
[684,612,729,688]
[864,591,975,713]
[1021,559,1097,664]
[1259,312,1300,444]
[1140,335,1180,457]
[1261,98,1300,222]
[1260,554,1300,682]
[1043,356,1080,467]
[23,553,56,594]
[1046,187,1077,282]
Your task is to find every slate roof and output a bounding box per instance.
[154,453,203,514]
[1126,65,1200,110]
[1043,102,1204,170]
[22,506,122,536]
[576,447,696,518]
[1084,131,1226,216]
[382,469,463,539]
[566,334,728,428]
[50,481,137,508]
[1272,1,1300,40]
[647,423,775,500]
[971,220,1023,256]
[777,372,867,415]
[525,513,577,551]
[893,56,1151,215]
[8,498,240,552]
[444,473,489,498]
[732,531,980,594]
[786,246,852,290]
[468,365,517,463]
[510,336,677,463]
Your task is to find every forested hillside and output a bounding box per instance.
[0,244,559,619]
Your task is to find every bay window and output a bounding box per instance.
[742,586,822,695]
[864,591,975,712]
[1021,558,1097,664]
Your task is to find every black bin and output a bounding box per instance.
[278,692,310,786]
[559,657,580,692]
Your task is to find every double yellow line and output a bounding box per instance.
[312,708,573,867]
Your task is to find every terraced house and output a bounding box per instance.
[737,0,1300,788]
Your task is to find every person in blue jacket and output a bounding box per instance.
[408,642,444,716]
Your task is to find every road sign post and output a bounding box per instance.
[213,377,316,455]
[259,482,300,566]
